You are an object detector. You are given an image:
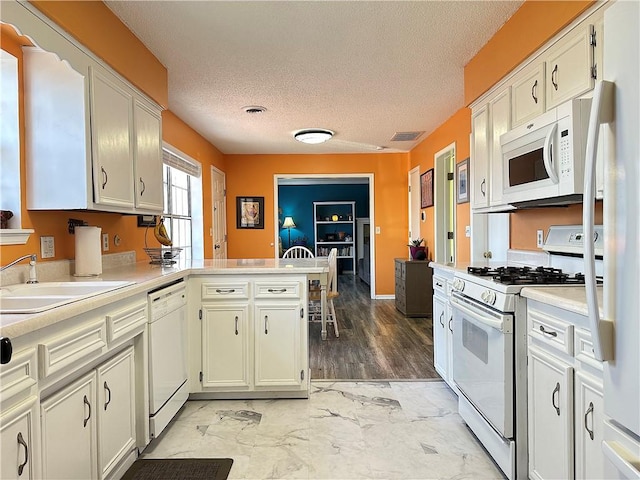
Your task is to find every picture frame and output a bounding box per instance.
[456,158,470,204]
[236,196,264,229]
[420,169,434,208]
[137,215,157,227]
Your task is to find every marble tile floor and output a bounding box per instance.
[140,381,505,480]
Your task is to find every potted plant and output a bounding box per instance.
[408,238,427,260]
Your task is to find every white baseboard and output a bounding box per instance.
[376,294,394,300]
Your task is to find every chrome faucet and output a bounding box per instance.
[1,254,39,283]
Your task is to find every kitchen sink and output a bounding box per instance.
[0,281,134,314]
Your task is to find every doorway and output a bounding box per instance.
[434,144,456,264]
[273,174,375,299]
[408,166,421,244]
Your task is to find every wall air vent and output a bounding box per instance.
[390,131,424,142]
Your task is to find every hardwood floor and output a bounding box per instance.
[309,274,440,380]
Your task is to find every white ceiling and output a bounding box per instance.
[105,1,523,155]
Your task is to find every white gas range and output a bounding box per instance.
[449,226,603,480]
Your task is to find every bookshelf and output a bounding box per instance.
[313,201,355,273]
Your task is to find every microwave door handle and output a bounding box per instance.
[583,80,615,362]
[543,123,559,184]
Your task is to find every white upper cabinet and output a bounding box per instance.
[511,62,545,128]
[489,88,511,207]
[13,1,163,215]
[544,22,596,109]
[471,104,490,209]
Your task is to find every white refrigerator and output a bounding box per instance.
[583,1,640,477]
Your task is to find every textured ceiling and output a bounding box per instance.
[105,1,523,155]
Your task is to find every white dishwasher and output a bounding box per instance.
[148,280,188,438]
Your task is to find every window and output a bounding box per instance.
[162,145,203,260]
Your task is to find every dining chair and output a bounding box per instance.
[309,248,339,337]
[282,245,314,259]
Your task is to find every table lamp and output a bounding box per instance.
[283,216,296,248]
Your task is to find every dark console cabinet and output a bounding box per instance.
[394,259,433,317]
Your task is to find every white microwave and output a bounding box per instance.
[500,98,592,207]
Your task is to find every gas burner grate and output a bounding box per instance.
[467,265,588,285]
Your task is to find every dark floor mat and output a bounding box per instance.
[120,458,233,480]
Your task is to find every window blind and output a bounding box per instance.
[162,147,201,178]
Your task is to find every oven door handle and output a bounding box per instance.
[450,296,506,332]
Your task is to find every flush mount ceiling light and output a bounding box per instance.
[293,129,334,144]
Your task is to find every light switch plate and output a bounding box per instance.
[375,226,381,234]
[465,226,471,237]
[102,233,109,251]
[40,236,55,258]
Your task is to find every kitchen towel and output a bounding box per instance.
[75,226,102,276]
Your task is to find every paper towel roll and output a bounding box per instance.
[75,226,102,276]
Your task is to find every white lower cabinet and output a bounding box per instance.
[201,303,250,389]
[574,371,604,480]
[254,302,304,388]
[41,347,135,480]
[431,270,455,391]
[526,298,605,480]
[528,345,574,480]
[41,371,98,479]
[97,348,136,479]
[195,275,308,396]
[0,396,39,479]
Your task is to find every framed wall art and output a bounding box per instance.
[456,158,469,204]
[421,169,434,208]
[236,196,264,229]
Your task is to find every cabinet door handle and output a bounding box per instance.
[83,395,91,427]
[551,64,559,91]
[235,316,239,335]
[264,315,269,335]
[104,381,112,411]
[480,179,486,197]
[139,177,145,196]
[215,288,235,294]
[439,311,445,327]
[101,167,108,189]
[448,316,453,333]
[585,401,595,440]
[17,432,28,476]
[268,288,287,294]
[539,325,558,337]
[435,281,443,288]
[551,382,561,416]
[531,79,538,104]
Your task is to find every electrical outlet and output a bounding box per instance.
[102,233,109,251]
[465,226,471,238]
[536,230,544,248]
[40,236,55,258]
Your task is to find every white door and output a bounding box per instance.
[527,345,574,480]
[1,397,39,479]
[97,348,136,479]
[409,167,421,244]
[211,166,227,259]
[41,372,97,480]
[133,99,163,211]
[90,66,134,209]
[201,303,250,389]
[254,302,303,388]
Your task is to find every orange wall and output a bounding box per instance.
[224,153,409,295]
[409,108,472,263]
[464,0,594,105]
[31,0,168,108]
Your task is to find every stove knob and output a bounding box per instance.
[481,291,488,302]
[488,292,496,305]
[454,279,465,291]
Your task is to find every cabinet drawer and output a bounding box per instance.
[528,307,574,355]
[433,275,447,296]
[0,348,37,407]
[575,328,604,372]
[201,281,249,300]
[39,320,107,378]
[106,300,147,343]
[254,281,302,299]
[395,261,405,279]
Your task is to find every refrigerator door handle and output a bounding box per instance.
[583,80,615,361]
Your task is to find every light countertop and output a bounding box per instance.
[0,258,328,338]
[521,285,604,317]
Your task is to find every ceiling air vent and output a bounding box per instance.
[243,105,267,114]
[390,131,424,142]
